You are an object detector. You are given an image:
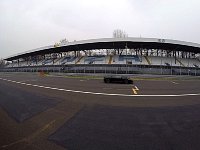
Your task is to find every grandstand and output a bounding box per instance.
[1,37,200,75]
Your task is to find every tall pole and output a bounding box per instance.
[125,43,128,74]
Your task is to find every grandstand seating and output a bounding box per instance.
[76,56,84,64]
[84,56,105,64]
[53,57,65,65]
[111,55,142,65]
[42,59,53,65]
[149,56,182,67]
[57,56,77,65]
[178,58,199,68]
[60,56,71,65]
[52,58,62,65]
[5,55,200,68]
[30,60,37,66]
[67,57,77,64]
[36,60,45,66]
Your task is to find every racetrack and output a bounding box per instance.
[0,72,200,150]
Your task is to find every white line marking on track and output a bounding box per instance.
[171,81,179,84]
[19,79,38,82]
[0,77,200,97]
[80,80,86,82]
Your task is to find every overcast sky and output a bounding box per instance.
[0,0,200,58]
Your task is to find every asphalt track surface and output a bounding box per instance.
[0,72,200,150]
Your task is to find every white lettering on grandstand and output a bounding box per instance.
[0,77,200,97]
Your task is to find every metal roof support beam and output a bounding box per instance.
[4,37,200,61]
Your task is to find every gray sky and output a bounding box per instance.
[0,0,200,58]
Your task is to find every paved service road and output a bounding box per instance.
[0,72,200,150]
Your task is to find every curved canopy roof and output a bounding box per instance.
[5,37,200,61]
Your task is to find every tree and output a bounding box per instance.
[112,29,128,54]
[60,38,68,44]
[0,59,6,67]
[113,29,128,38]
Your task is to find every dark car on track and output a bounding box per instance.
[104,75,133,84]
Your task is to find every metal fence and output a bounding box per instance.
[0,64,200,76]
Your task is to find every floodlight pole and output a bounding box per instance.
[125,43,128,74]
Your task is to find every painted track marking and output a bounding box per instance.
[1,120,56,148]
[0,77,200,97]
[171,81,179,84]
[132,85,139,95]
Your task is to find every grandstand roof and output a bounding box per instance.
[5,37,200,61]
